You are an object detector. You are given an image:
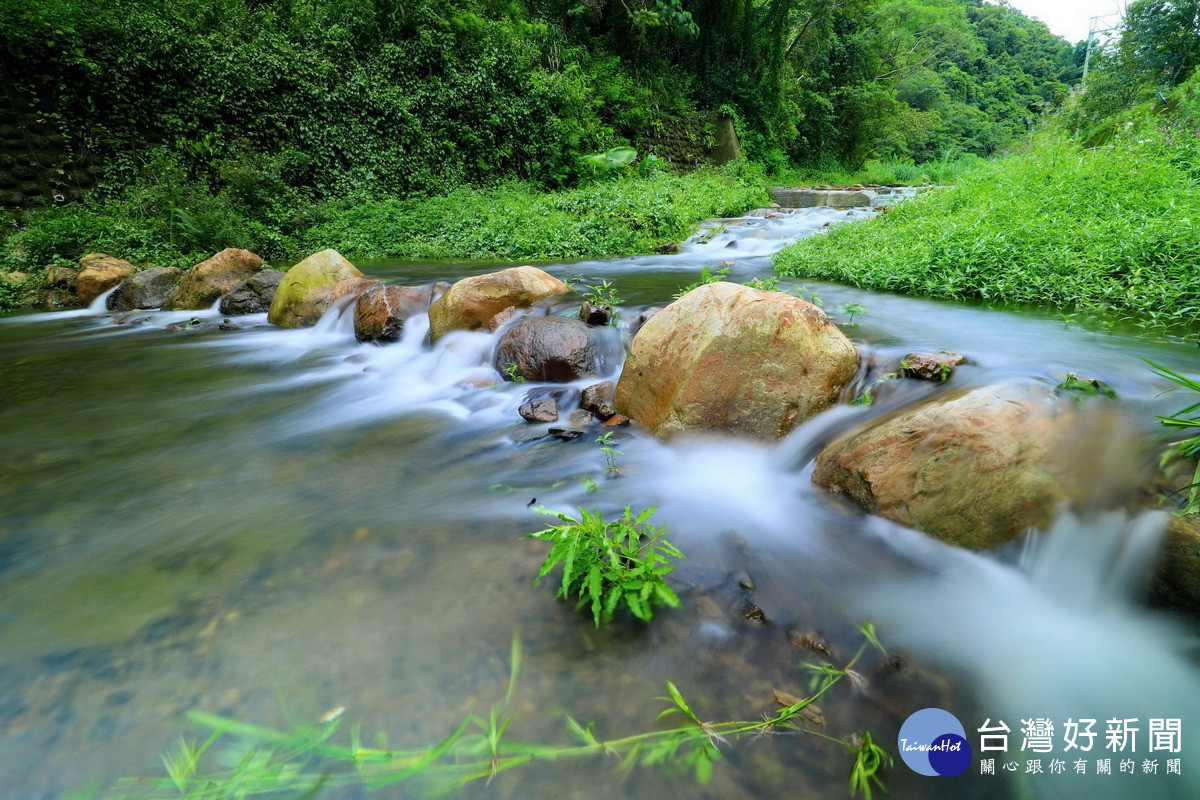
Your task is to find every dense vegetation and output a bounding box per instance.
[777,1,1200,335]
[0,0,1080,302]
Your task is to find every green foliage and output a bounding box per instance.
[595,432,623,475]
[674,265,730,298]
[94,628,891,798]
[1056,372,1118,400]
[528,505,683,625]
[304,169,766,261]
[572,277,622,308]
[775,131,1200,334]
[1147,359,1200,515]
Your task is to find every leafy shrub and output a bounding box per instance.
[528,505,683,626]
[302,169,766,261]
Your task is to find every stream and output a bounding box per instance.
[1,201,1198,799]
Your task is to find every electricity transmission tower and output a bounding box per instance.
[1082,12,1122,80]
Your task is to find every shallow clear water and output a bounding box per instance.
[1,204,1198,799]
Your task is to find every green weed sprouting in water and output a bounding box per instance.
[578,278,622,309]
[596,431,623,475]
[1147,359,1200,514]
[503,362,525,383]
[1056,371,1117,400]
[528,505,682,626]
[674,265,730,297]
[96,627,892,799]
[744,275,780,291]
[838,301,865,326]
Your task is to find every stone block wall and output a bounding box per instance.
[0,92,101,212]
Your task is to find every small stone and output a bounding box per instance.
[695,596,723,620]
[733,570,755,591]
[547,427,584,441]
[900,351,967,382]
[579,300,612,326]
[602,414,631,427]
[655,242,679,255]
[581,381,616,420]
[518,396,558,423]
[218,319,239,331]
[566,408,595,427]
[741,601,768,624]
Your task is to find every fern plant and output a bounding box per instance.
[528,506,683,625]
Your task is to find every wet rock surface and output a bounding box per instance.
[428,266,568,340]
[268,249,366,328]
[163,248,263,311]
[615,282,857,439]
[107,267,183,311]
[493,316,614,383]
[218,269,284,316]
[353,283,434,343]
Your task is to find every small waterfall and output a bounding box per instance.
[88,285,119,312]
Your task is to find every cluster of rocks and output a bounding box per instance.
[767,184,908,209]
[16,244,1198,610]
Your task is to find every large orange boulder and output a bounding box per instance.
[75,254,135,304]
[614,281,857,439]
[812,383,1074,549]
[427,266,568,341]
[162,248,263,310]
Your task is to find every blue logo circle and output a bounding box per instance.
[897,708,972,777]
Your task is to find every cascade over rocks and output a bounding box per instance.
[614,282,857,439]
[492,316,616,383]
[163,248,263,310]
[427,266,568,340]
[268,249,366,328]
[108,266,184,311]
[219,269,285,315]
[353,284,434,343]
[76,254,136,304]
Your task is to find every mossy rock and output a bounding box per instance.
[268,249,365,328]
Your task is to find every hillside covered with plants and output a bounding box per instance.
[0,0,1080,293]
[776,0,1200,335]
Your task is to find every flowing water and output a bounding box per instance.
[1,202,1198,799]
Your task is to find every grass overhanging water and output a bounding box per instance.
[80,628,892,800]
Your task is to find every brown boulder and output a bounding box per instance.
[268,249,366,328]
[1159,516,1200,611]
[427,266,568,340]
[581,381,617,420]
[812,384,1077,549]
[614,282,857,439]
[40,266,77,291]
[493,316,613,383]
[76,254,136,304]
[108,266,184,311]
[353,284,434,343]
[162,248,263,310]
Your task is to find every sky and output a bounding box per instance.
[999,0,1127,44]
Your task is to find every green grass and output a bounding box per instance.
[301,168,767,262]
[774,133,1200,334]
